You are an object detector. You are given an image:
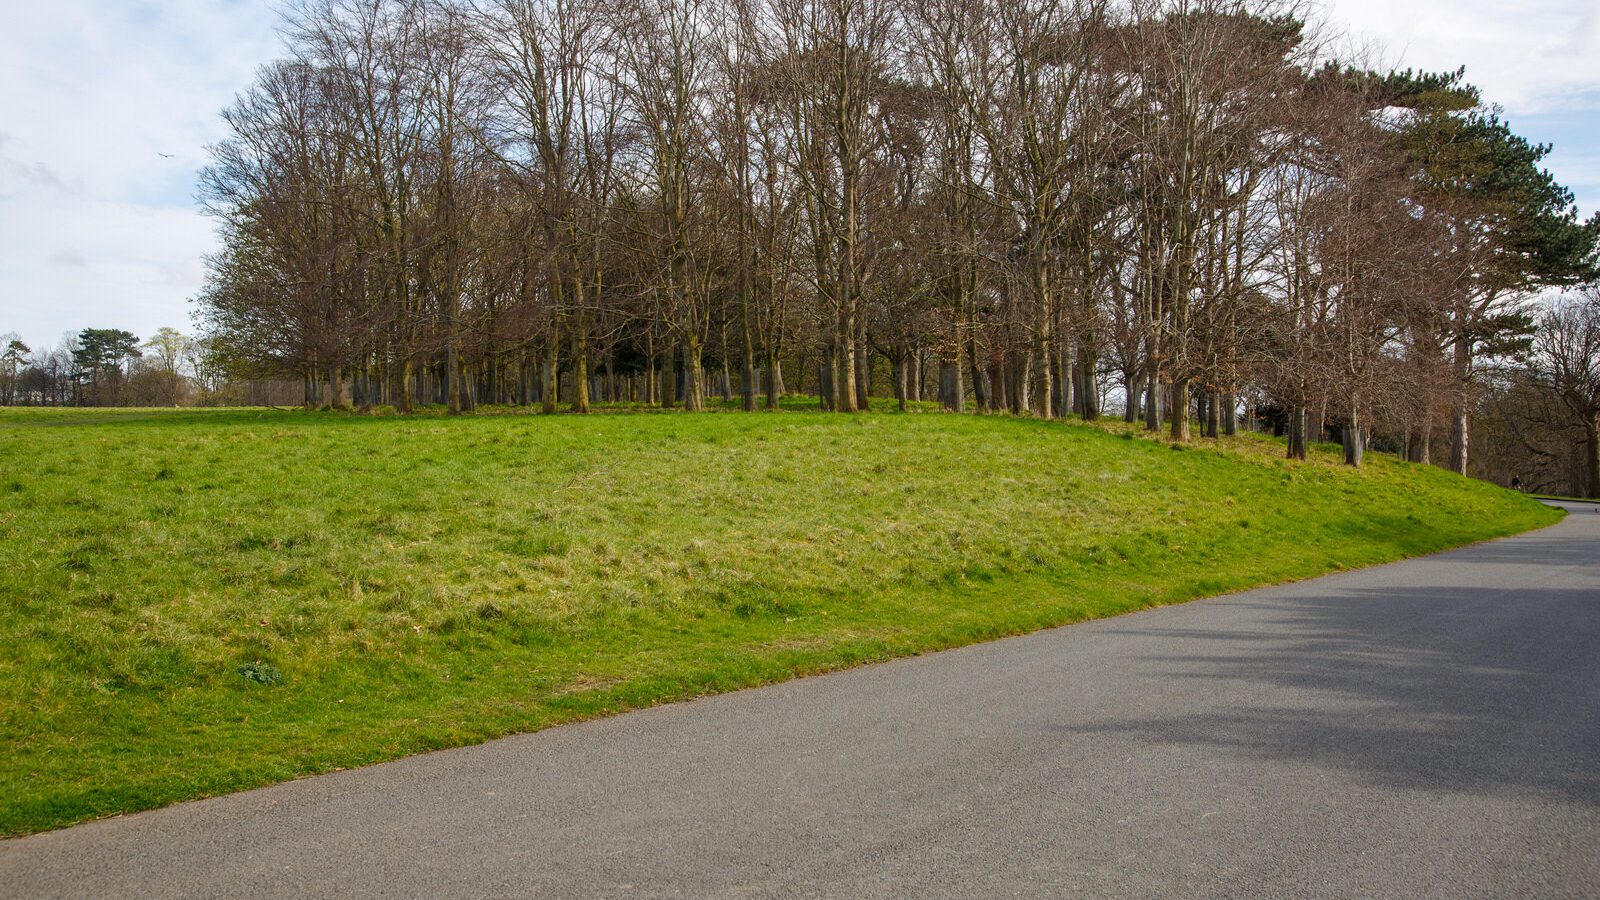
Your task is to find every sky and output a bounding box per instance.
[1,0,1598,351]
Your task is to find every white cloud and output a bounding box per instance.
[1324,0,1600,218]
[1325,0,1600,114]
[0,0,281,348]
[0,195,216,343]
[49,250,89,269]
[0,158,83,200]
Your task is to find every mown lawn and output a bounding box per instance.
[0,405,1560,835]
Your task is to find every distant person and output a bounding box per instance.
[1510,475,1524,492]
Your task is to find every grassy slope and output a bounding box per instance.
[0,406,1559,835]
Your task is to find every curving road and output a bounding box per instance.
[4,502,1598,898]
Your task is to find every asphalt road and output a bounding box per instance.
[5,502,1598,899]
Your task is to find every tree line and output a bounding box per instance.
[27,0,1600,475]
[1470,284,1600,498]
[0,328,226,407]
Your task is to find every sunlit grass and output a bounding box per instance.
[0,404,1559,835]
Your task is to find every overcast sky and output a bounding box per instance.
[1,0,1597,350]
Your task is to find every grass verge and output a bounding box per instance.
[0,405,1560,835]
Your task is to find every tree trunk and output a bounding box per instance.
[681,339,704,412]
[835,317,858,413]
[445,336,462,415]
[658,342,674,408]
[541,325,559,414]
[1448,402,1469,475]
[894,354,908,412]
[1586,416,1600,499]
[1342,411,1364,467]
[397,355,415,414]
[741,357,757,412]
[940,360,960,412]
[1418,411,1432,464]
[1016,353,1033,414]
[1449,337,1471,474]
[1057,347,1072,419]
[1169,377,1191,441]
[740,300,758,413]
[1144,366,1160,432]
[967,339,987,411]
[324,364,346,411]
[1037,342,1054,419]
[854,341,870,412]
[1076,344,1099,420]
[765,353,784,409]
[1287,404,1309,460]
[1124,370,1143,424]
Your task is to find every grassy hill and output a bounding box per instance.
[0,406,1559,835]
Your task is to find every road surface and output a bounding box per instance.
[4,502,1598,898]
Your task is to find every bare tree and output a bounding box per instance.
[1529,287,1600,497]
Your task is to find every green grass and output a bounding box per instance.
[0,405,1560,835]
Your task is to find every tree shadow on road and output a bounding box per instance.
[1055,584,1600,804]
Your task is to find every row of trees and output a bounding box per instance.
[0,328,221,407]
[1472,285,1600,498]
[196,0,1597,468]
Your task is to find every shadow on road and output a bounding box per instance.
[1059,582,1600,804]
